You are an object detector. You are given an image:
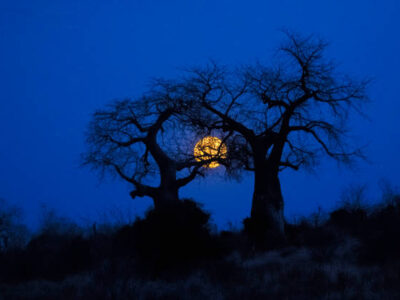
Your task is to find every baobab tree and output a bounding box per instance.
[82,81,221,210]
[181,32,369,236]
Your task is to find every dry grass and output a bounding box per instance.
[1,245,400,300]
[2,193,400,299]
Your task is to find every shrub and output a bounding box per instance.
[25,233,92,281]
[242,217,287,250]
[328,208,367,232]
[113,199,215,274]
[357,204,400,264]
[0,199,30,252]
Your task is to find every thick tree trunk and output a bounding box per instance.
[250,166,285,237]
[153,186,180,210]
[151,161,181,210]
[130,162,181,210]
[146,133,181,210]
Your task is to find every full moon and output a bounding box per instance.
[194,136,227,168]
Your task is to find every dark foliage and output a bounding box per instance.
[0,233,92,283]
[113,199,216,274]
[26,234,92,280]
[286,221,337,248]
[1,194,400,299]
[243,216,287,250]
[0,199,218,284]
[329,208,368,234]
[356,204,400,264]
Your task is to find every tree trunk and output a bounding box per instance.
[250,166,285,237]
[155,160,181,209]
[153,186,180,210]
[145,131,181,210]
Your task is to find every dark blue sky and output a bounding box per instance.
[1,0,399,230]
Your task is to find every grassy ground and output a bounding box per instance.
[1,195,400,299]
[1,247,399,300]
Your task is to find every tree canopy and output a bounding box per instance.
[83,31,369,236]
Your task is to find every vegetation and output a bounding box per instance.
[0,32,386,299]
[82,90,216,209]
[1,186,400,299]
[82,31,369,238]
[179,32,369,237]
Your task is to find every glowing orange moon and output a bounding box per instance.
[194,136,227,168]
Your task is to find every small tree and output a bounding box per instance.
[181,32,369,236]
[83,81,217,210]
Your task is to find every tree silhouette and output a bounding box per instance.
[180,32,369,236]
[83,81,217,210]
[0,199,29,251]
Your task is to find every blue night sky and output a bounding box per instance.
[1,0,399,230]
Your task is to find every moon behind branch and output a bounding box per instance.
[194,136,227,168]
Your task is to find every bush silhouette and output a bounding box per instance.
[114,199,215,273]
[357,204,400,263]
[328,208,367,233]
[284,219,338,263]
[2,190,400,299]
[0,198,30,252]
[243,217,287,250]
[24,233,91,281]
